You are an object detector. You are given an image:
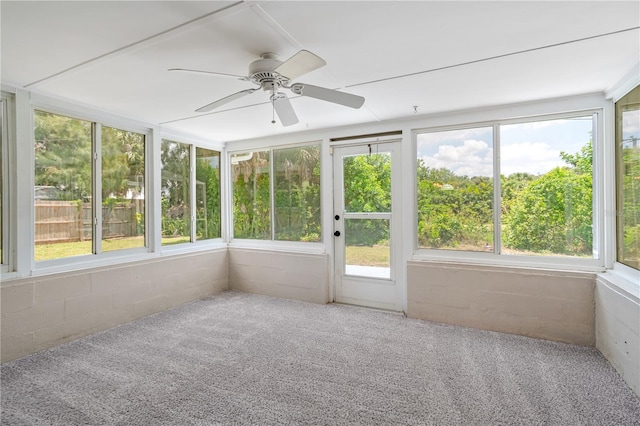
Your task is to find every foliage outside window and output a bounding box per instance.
[616,85,640,270]
[416,115,595,258]
[34,111,93,260]
[34,111,147,261]
[232,144,321,242]
[274,145,321,242]
[161,140,191,245]
[102,126,145,252]
[196,147,221,240]
[161,141,222,245]
[417,127,494,251]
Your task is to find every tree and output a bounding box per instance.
[503,140,593,255]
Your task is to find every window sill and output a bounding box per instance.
[228,239,325,255]
[597,266,640,303]
[411,250,605,274]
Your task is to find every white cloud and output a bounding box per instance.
[421,139,493,177]
[501,141,564,175]
[420,139,570,177]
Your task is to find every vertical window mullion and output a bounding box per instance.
[94,123,102,255]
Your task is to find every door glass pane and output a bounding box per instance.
[161,140,191,245]
[101,126,145,252]
[345,218,390,279]
[34,111,93,261]
[195,147,221,241]
[343,152,391,213]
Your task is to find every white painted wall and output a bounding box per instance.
[1,249,228,362]
[228,248,329,304]
[407,261,595,346]
[596,273,640,397]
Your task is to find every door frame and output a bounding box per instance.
[331,139,404,311]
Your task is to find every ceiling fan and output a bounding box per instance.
[169,50,365,127]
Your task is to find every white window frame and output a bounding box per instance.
[413,108,605,272]
[1,91,16,274]
[227,140,324,253]
[158,133,225,253]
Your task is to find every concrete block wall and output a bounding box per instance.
[229,248,329,304]
[595,274,640,397]
[407,261,595,346]
[1,249,228,362]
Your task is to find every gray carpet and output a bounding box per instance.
[1,291,639,425]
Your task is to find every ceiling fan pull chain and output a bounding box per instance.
[272,99,276,124]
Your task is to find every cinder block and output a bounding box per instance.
[65,293,113,321]
[35,274,90,303]
[2,301,65,335]
[91,267,133,294]
[1,332,36,363]
[1,282,34,314]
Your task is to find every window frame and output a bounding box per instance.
[413,108,604,271]
[1,91,16,274]
[159,133,224,253]
[227,140,323,249]
[31,105,152,269]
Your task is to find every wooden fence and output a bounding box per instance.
[35,201,140,244]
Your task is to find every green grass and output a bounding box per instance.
[35,235,192,261]
[345,244,389,267]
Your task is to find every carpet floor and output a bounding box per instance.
[1,291,639,425]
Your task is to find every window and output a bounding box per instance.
[232,144,321,242]
[0,98,5,266]
[161,140,191,245]
[196,147,221,240]
[616,85,640,270]
[274,145,321,242]
[101,126,145,252]
[34,111,93,261]
[34,110,147,261]
[417,126,494,251]
[416,113,596,260]
[161,140,222,245]
[232,150,271,239]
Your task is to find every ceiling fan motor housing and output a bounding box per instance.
[249,53,289,91]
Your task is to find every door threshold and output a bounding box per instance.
[331,302,406,316]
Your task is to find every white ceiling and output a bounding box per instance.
[2,1,639,143]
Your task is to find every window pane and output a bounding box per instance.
[34,111,93,261]
[232,151,270,239]
[101,126,145,252]
[161,140,190,245]
[616,85,640,270]
[195,147,221,241]
[417,127,494,251]
[274,145,321,242]
[343,152,391,213]
[500,117,594,257]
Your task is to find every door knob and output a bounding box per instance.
[335,215,340,220]
[334,231,341,237]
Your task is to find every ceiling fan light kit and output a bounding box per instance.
[171,50,365,127]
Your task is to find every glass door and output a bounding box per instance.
[333,141,402,311]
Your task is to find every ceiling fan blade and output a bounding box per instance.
[290,83,365,109]
[169,68,248,81]
[271,93,299,127]
[196,89,257,113]
[274,50,326,80]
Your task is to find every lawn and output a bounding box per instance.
[35,236,191,261]
[345,244,390,267]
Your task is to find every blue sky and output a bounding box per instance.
[417,117,593,177]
